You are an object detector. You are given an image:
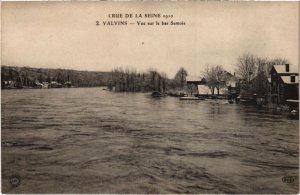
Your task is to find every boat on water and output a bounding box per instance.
[236,95,255,104]
[168,91,186,97]
[288,109,299,119]
[180,96,205,100]
[151,91,166,97]
[228,99,234,104]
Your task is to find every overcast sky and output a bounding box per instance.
[2,2,299,77]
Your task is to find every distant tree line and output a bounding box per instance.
[1,66,111,88]
[3,54,287,96]
[108,67,189,92]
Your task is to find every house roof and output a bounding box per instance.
[273,65,298,74]
[280,75,299,84]
[186,76,206,85]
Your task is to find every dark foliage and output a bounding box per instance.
[107,67,171,92]
[1,66,111,88]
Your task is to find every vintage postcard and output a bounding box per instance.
[1,1,299,194]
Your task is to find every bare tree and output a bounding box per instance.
[174,67,188,90]
[202,65,216,94]
[203,65,227,95]
[214,65,228,96]
[235,54,289,98]
[252,57,268,96]
[235,53,257,82]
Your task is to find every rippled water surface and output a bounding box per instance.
[1,88,299,193]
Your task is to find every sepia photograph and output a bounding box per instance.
[1,1,299,194]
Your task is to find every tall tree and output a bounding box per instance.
[235,53,257,98]
[203,65,227,95]
[203,65,216,94]
[174,67,188,90]
[235,53,257,82]
[214,65,228,96]
[251,60,267,96]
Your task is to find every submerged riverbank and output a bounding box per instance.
[2,88,299,193]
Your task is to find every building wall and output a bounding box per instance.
[197,85,211,95]
[197,85,228,95]
[268,67,299,105]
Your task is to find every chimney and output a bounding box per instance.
[285,64,289,72]
[291,75,295,83]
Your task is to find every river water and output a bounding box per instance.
[1,88,299,193]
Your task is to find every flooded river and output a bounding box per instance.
[1,88,299,193]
